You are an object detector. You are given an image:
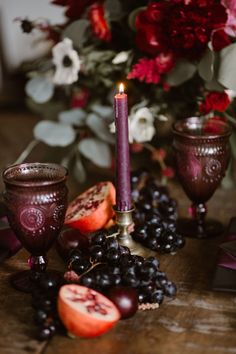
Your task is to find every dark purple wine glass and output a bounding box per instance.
[3,162,68,292]
[173,117,231,238]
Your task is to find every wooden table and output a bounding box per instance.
[1,110,236,354]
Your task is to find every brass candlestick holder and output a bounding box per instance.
[114,207,155,258]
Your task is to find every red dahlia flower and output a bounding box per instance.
[88,3,111,42]
[135,1,228,60]
[52,0,96,20]
[199,92,231,114]
[127,53,174,84]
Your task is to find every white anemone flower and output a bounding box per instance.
[52,38,80,85]
[129,107,155,143]
[109,107,155,143]
[112,51,129,64]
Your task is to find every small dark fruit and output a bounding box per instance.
[108,286,138,319]
[56,228,89,260]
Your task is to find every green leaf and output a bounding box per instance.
[78,138,112,168]
[58,109,86,126]
[221,160,235,189]
[166,60,197,86]
[63,20,90,48]
[86,113,115,144]
[34,121,76,147]
[205,78,225,92]
[26,97,66,120]
[198,49,215,82]
[91,104,113,119]
[218,43,236,90]
[105,0,123,21]
[25,76,54,103]
[224,112,236,126]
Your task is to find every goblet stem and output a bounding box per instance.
[191,203,207,238]
[28,255,48,282]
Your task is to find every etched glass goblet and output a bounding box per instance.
[172,117,231,238]
[3,162,68,292]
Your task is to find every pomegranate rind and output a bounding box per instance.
[58,284,120,338]
[65,182,116,234]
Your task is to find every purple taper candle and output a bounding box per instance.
[114,83,132,211]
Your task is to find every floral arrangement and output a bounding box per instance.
[17,0,236,185]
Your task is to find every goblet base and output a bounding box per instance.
[177,218,224,239]
[10,269,62,293]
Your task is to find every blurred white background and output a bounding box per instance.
[0,0,65,72]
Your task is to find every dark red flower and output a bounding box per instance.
[162,167,175,178]
[212,29,231,52]
[127,54,174,84]
[135,1,228,60]
[135,3,169,56]
[152,148,167,161]
[51,0,96,20]
[88,3,111,42]
[37,24,62,42]
[128,57,161,84]
[199,92,230,114]
[130,143,144,153]
[70,88,90,108]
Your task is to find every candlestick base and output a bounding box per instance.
[113,207,156,258]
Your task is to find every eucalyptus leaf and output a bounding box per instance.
[91,104,113,119]
[26,97,66,120]
[87,113,115,144]
[221,160,235,189]
[198,49,215,82]
[73,154,86,183]
[224,112,236,126]
[63,19,90,48]
[78,138,112,168]
[166,60,197,86]
[58,109,86,126]
[105,0,123,20]
[34,121,76,147]
[25,76,54,103]
[61,149,75,168]
[218,43,236,90]
[205,78,225,92]
[86,50,115,63]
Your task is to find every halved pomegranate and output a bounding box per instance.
[65,181,116,234]
[58,284,120,338]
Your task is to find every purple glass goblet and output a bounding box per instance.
[172,117,231,238]
[3,162,68,292]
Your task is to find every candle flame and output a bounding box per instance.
[119,83,125,94]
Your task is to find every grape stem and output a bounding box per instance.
[106,232,119,238]
[82,260,106,277]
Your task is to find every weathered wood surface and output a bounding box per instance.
[0,110,236,354]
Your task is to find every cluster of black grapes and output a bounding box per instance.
[131,169,185,253]
[31,273,65,340]
[68,231,177,305]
